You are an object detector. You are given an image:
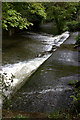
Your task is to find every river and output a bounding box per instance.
[2,23,79,113]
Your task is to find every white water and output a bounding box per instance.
[22,85,72,95]
[1,31,69,97]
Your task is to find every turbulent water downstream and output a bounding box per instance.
[2,23,79,113]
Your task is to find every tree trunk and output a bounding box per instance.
[9,28,15,36]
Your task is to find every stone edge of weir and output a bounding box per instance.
[2,31,70,99]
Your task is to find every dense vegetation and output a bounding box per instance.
[2,2,46,35]
[2,2,80,35]
[75,34,80,47]
[44,2,80,33]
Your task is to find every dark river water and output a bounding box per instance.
[2,23,57,65]
[2,23,80,113]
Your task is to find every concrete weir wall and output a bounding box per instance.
[1,31,70,98]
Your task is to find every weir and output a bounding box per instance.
[1,31,69,98]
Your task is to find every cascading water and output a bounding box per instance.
[1,31,69,97]
[2,26,79,114]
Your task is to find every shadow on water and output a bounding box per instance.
[2,32,49,65]
[2,23,57,65]
[3,32,80,113]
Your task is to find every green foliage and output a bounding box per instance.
[70,95,78,102]
[75,34,80,45]
[48,110,62,119]
[70,81,80,115]
[43,2,80,34]
[68,80,78,85]
[48,110,71,120]
[2,2,46,31]
[65,21,80,32]
[2,2,79,34]
[2,3,33,30]
[27,3,46,22]
[74,87,80,113]
[14,114,29,118]
[14,2,46,25]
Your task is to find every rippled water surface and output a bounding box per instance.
[2,23,80,113]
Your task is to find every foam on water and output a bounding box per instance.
[26,31,69,51]
[21,85,72,95]
[1,54,51,96]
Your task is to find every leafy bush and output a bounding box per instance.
[70,81,80,118]
[2,2,46,31]
[75,34,80,45]
[65,21,80,32]
[2,9,33,31]
[68,80,78,86]
[73,87,80,113]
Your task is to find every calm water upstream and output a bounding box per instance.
[2,23,80,113]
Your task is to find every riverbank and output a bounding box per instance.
[2,109,48,119]
[2,109,80,120]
